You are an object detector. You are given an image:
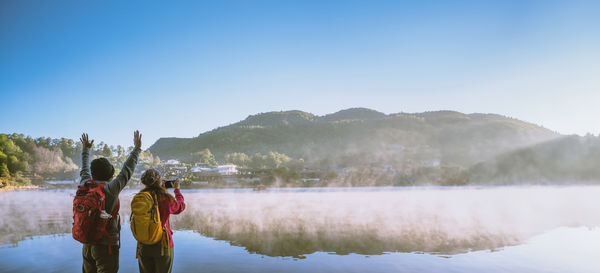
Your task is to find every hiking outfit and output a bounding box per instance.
[79,146,141,273]
[136,189,185,273]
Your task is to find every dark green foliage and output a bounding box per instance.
[0,133,81,182]
[318,108,386,122]
[224,152,250,167]
[102,144,112,158]
[149,109,558,171]
[224,151,292,170]
[191,148,217,166]
[7,108,598,186]
[0,134,26,179]
[0,161,10,179]
[239,110,316,127]
[0,133,158,185]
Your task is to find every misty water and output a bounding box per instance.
[1,186,600,273]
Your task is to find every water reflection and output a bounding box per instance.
[0,190,73,248]
[170,187,600,257]
[1,187,600,258]
[2,225,600,273]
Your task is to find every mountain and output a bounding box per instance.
[237,110,316,127]
[469,135,600,183]
[317,108,386,122]
[149,108,559,171]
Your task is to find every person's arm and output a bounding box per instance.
[169,179,186,214]
[79,133,94,185]
[105,131,142,195]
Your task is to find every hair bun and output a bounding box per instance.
[141,168,161,186]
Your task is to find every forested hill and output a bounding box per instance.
[469,135,600,184]
[149,108,559,169]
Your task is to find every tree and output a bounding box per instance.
[57,138,77,159]
[31,145,77,176]
[0,163,9,179]
[224,152,249,167]
[272,166,290,180]
[0,134,20,154]
[116,145,124,158]
[139,150,157,165]
[6,155,21,174]
[191,148,217,166]
[102,144,112,158]
[35,137,51,149]
[248,153,267,169]
[265,152,291,169]
[0,151,9,178]
[0,134,28,176]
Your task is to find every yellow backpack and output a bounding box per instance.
[130,192,170,257]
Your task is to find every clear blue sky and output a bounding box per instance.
[1,0,599,148]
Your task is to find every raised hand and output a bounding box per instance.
[134,130,142,148]
[174,179,180,189]
[80,133,94,149]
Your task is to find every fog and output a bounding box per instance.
[0,190,73,247]
[166,186,600,256]
[1,186,599,257]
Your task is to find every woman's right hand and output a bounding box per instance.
[174,179,180,189]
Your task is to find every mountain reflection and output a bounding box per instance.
[2,187,599,257]
[174,213,520,257]
[166,187,600,257]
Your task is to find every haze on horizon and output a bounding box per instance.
[1,0,599,148]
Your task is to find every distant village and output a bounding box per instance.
[132,159,323,187]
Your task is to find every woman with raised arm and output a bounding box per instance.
[133,169,185,273]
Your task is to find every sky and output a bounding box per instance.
[1,0,599,148]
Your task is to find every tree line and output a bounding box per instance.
[0,133,158,186]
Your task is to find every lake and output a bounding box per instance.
[1,186,599,273]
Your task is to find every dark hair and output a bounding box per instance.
[91,157,115,181]
[140,169,175,202]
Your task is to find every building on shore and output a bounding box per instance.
[191,165,239,181]
[157,159,187,179]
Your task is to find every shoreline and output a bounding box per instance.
[3,184,600,193]
[0,185,41,192]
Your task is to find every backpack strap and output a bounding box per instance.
[136,241,141,259]
[114,199,121,249]
[160,218,172,256]
[158,196,173,257]
[83,178,96,185]
[97,183,120,255]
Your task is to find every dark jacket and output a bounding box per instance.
[79,146,141,246]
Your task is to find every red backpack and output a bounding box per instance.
[72,179,119,251]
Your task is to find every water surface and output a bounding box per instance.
[1,186,599,272]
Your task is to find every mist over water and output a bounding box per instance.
[168,186,600,257]
[0,190,73,247]
[1,186,599,272]
[1,186,599,258]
